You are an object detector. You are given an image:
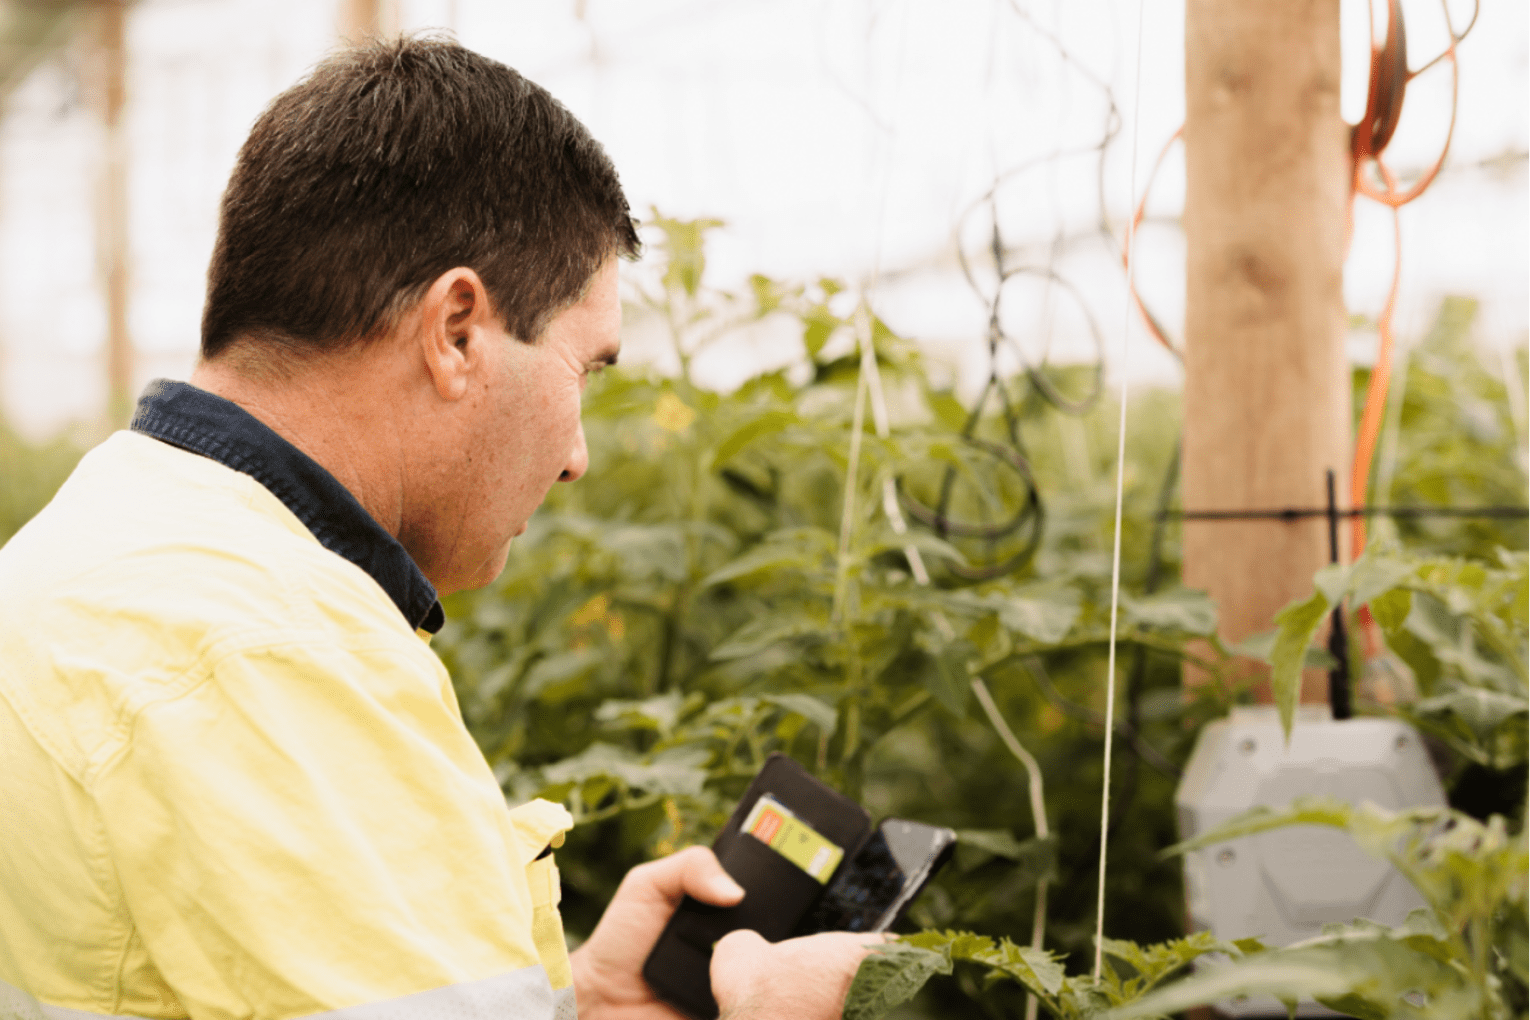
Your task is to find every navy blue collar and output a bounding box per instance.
[130,379,445,634]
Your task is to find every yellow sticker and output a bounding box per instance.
[741,794,844,883]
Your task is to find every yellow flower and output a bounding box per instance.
[653,392,697,434]
[570,593,609,627]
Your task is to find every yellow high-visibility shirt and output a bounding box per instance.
[0,426,576,1020]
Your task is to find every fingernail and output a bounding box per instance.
[712,874,745,899]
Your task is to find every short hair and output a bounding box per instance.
[201,35,640,360]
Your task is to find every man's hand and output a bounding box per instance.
[570,846,879,1020]
[709,928,882,1020]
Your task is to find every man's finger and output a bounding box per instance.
[710,927,769,975]
[623,845,745,909]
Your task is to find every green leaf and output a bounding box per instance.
[998,587,1083,644]
[711,410,798,467]
[541,743,710,799]
[1163,796,1357,858]
[522,648,605,700]
[595,691,686,733]
[1370,586,1412,634]
[802,305,840,359]
[712,612,828,661]
[1235,629,1338,670]
[1269,590,1330,740]
[1106,921,1475,1020]
[1121,587,1218,636]
[952,832,1058,885]
[921,641,974,715]
[700,528,837,587]
[1313,562,1350,606]
[924,388,969,433]
[843,941,953,1020]
[1348,555,1416,607]
[650,211,726,296]
[762,692,838,732]
[952,828,1029,865]
[969,939,1067,998]
[1099,930,1259,997]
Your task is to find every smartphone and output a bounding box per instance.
[641,754,872,1020]
[798,818,957,934]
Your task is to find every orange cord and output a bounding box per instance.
[1347,0,1466,555]
[1121,127,1183,357]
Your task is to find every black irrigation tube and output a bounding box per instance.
[1162,475,1526,718]
[1162,505,1528,522]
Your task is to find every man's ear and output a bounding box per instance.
[418,267,494,402]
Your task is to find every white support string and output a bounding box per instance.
[1092,0,1149,985]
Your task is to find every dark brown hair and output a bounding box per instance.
[201,36,640,360]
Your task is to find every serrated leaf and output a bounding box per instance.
[971,939,1067,998]
[1108,921,1476,1020]
[1099,930,1258,997]
[843,941,953,1020]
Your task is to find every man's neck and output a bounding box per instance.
[188,353,412,541]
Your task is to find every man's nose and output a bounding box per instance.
[559,422,589,482]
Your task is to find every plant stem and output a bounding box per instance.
[971,677,1049,1020]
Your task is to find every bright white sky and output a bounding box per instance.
[0,0,1523,438]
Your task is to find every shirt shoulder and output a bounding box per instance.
[0,430,441,784]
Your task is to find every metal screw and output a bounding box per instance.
[1395,734,1409,751]
[1217,848,1236,867]
[1239,737,1256,754]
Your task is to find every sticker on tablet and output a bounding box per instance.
[740,794,844,883]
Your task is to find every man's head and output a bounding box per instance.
[201,35,639,361]
[192,37,635,595]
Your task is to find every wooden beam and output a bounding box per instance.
[338,0,397,44]
[96,0,130,430]
[1181,0,1351,702]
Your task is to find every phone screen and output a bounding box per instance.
[800,819,956,933]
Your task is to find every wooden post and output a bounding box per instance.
[1181,0,1351,703]
[97,0,131,430]
[338,0,397,43]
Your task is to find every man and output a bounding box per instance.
[0,36,872,1020]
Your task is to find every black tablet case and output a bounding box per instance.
[641,753,873,1020]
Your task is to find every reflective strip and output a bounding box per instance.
[2,965,564,1020]
[552,985,579,1020]
[307,964,558,1020]
[0,979,146,1020]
